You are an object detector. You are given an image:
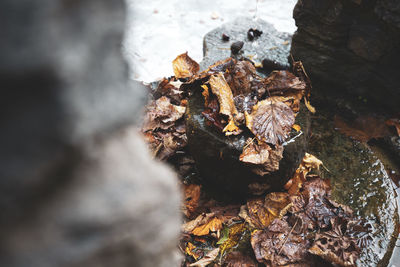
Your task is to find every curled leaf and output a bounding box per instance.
[245,97,295,145]
[208,73,240,135]
[172,52,200,79]
[189,248,220,267]
[192,217,223,236]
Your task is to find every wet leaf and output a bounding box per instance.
[251,220,310,266]
[192,217,223,236]
[208,73,240,135]
[219,223,246,255]
[239,138,284,175]
[223,251,257,267]
[172,52,200,79]
[284,153,323,195]
[186,242,201,260]
[245,192,292,229]
[190,248,220,267]
[263,71,307,95]
[334,115,390,142]
[183,184,202,218]
[245,97,295,145]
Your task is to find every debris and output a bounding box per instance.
[231,41,244,55]
[172,52,200,79]
[190,248,220,267]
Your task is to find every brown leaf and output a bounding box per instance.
[172,52,199,79]
[334,115,390,142]
[264,70,307,95]
[251,220,310,266]
[246,192,292,229]
[183,184,201,218]
[208,73,240,135]
[239,139,284,175]
[182,213,216,233]
[284,153,323,195]
[192,217,223,236]
[189,248,220,267]
[142,96,186,131]
[245,97,295,145]
[223,251,257,267]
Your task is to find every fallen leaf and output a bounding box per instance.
[172,52,200,79]
[284,153,323,195]
[201,85,210,107]
[190,248,220,267]
[239,139,284,175]
[208,73,240,135]
[334,115,390,142]
[223,251,258,267]
[183,184,201,218]
[219,223,246,255]
[186,242,201,260]
[246,192,292,229]
[293,124,301,131]
[263,71,307,95]
[192,217,223,236]
[251,220,310,266]
[245,97,295,145]
[182,213,216,233]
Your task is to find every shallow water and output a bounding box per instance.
[309,113,399,267]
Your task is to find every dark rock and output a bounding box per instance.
[230,41,244,54]
[222,33,230,42]
[185,87,310,201]
[309,113,399,267]
[291,0,400,113]
[201,17,292,71]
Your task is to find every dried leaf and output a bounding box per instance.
[251,220,310,266]
[223,251,258,267]
[190,248,220,267]
[201,85,210,107]
[284,153,323,195]
[186,242,201,260]
[208,73,240,135]
[304,98,316,113]
[183,184,201,218]
[246,192,292,229]
[239,139,284,175]
[246,97,295,145]
[182,213,216,233]
[192,217,223,236]
[219,223,246,255]
[172,52,199,79]
[263,71,307,95]
[293,124,301,131]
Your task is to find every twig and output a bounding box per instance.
[243,137,256,149]
[278,218,299,255]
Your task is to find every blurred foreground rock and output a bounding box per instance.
[291,0,400,113]
[0,0,180,266]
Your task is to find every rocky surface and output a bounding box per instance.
[290,0,400,113]
[0,1,180,266]
[201,17,292,72]
[309,112,399,267]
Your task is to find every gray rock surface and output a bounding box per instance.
[291,0,400,113]
[201,17,292,71]
[0,0,180,266]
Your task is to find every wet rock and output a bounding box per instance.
[291,0,400,113]
[309,113,399,267]
[185,87,310,201]
[201,17,292,72]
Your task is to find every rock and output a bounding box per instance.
[309,113,399,267]
[201,17,292,72]
[290,0,400,113]
[185,87,310,201]
[0,1,180,266]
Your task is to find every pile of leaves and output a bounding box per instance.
[180,154,372,267]
[141,53,371,266]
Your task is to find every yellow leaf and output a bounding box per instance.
[201,85,209,107]
[192,217,223,236]
[172,52,199,79]
[185,242,200,260]
[292,124,301,132]
[223,119,240,133]
[304,98,316,113]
